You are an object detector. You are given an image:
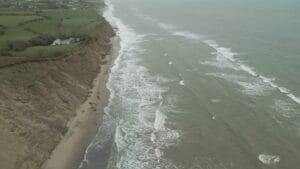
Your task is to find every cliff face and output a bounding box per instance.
[0,20,114,169]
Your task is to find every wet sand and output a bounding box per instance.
[42,52,113,169]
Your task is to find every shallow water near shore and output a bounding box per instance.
[79,0,300,169]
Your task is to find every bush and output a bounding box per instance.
[0,29,4,35]
[0,50,12,56]
[78,34,91,42]
[0,25,5,35]
[30,35,54,46]
[9,40,29,51]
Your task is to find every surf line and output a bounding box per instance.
[201,39,300,104]
[142,17,300,104]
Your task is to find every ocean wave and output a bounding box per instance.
[157,22,176,30]
[211,99,221,103]
[137,15,300,104]
[258,154,280,165]
[273,100,296,118]
[203,40,238,62]
[102,1,180,168]
[179,80,185,86]
[202,39,300,104]
[172,31,202,40]
[110,60,179,169]
[207,73,274,95]
[287,94,300,104]
[240,64,258,77]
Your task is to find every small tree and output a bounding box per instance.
[0,25,5,35]
[9,41,29,51]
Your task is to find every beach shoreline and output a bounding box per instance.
[42,53,113,169]
[42,19,115,169]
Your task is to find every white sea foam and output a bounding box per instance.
[273,100,297,118]
[103,1,180,168]
[207,73,274,95]
[172,31,202,40]
[258,154,280,165]
[287,94,300,104]
[203,40,237,62]
[150,132,156,142]
[157,22,176,30]
[155,148,163,158]
[259,75,300,103]
[240,64,258,77]
[201,41,241,71]
[238,81,273,95]
[138,15,300,104]
[259,76,278,88]
[154,106,166,130]
[138,14,176,32]
[168,61,173,65]
[211,99,221,103]
[278,87,290,94]
[203,40,300,104]
[204,40,219,48]
[179,80,185,86]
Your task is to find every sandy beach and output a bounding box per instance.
[42,51,113,169]
[42,21,116,168]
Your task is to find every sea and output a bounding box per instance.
[78,0,300,169]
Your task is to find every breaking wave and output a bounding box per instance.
[202,39,300,104]
[81,1,181,169]
[141,16,300,104]
[258,154,280,165]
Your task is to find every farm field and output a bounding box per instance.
[0,0,103,57]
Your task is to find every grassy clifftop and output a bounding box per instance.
[0,0,104,58]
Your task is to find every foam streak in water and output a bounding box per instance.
[102,1,180,169]
[138,15,300,104]
[172,31,202,40]
[203,40,300,104]
[258,154,280,165]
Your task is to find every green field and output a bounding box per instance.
[0,0,103,58]
[11,44,78,58]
